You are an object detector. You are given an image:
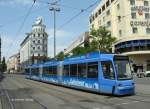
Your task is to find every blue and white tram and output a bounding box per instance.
[25,52,135,95]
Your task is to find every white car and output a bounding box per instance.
[144,71,150,77]
[137,71,150,78]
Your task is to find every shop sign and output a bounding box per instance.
[131,6,150,12]
[130,21,150,27]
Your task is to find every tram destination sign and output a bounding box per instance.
[130,21,150,27]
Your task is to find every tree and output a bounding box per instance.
[72,46,93,56]
[90,26,116,53]
[0,57,7,73]
[56,51,65,61]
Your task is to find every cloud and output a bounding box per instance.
[47,28,70,38]
[47,28,76,57]
[1,35,23,59]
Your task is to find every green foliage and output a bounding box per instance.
[71,26,116,56]
[72,46,93,56]
[56,51,65,61]
[90,26,116,53]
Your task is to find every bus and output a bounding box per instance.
[25,52,135,95]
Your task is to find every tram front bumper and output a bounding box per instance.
[115,86,135,95]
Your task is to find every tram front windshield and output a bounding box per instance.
[114,56,132,80]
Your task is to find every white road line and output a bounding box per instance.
[114,100,140,106]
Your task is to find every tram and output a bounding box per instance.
[25,52,135,95]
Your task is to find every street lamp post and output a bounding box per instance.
[49,6,60,58]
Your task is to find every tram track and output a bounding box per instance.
[13,76,117,108]
[6,75,150,109]
[0,83,15,109]
[1,76,48,109]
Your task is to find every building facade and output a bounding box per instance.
[64,32,89,55]
[20,17,48,67]
[89,0,150,72]
[7,53,20,73]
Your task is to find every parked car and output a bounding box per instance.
[144,71,150,77]
[137,71,150,78]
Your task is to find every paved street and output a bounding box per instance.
[0,74,150,109]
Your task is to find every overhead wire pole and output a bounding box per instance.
[49,2,60,58]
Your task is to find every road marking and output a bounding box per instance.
[114,100,140,106]
[11,98,34,102]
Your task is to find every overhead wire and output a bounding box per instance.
[6,0,37,57]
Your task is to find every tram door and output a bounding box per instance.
[57,62,63,83]
[100,61,116,94]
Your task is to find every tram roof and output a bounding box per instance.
[27,52,124,67]
[63,52,115,64]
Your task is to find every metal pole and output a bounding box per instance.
[54,9,56,58]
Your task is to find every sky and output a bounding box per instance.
[0,0,100,59]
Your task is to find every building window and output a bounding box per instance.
[111,0,114,3]
[102,5,105,11]
[92,16,95,21]
[33,47,35,50]
[38,34,40,37]
[98,9,101,15]
[144,1,149,6]
[38,46,40,50]
[106,0,110,7]
[38,40,40,44]
[33,34,35,37]
[145,13,150,19]
[131,13,136,19]
[117,4,120,10]
[33,40,35,44]
[118,16,121,22]
[119,30,122,37]
[90,18,92,24]
[132,27,138,34]
[95,12,98,18]
[106,10,110,16]
[107,21,111,27]
[130,0,135,5]
[146,28,150,34]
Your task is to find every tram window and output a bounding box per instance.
[49,66,53,75]
[70,64,77,77]
[43,67,47,75]
[87,62,98,78]
[101,61,115,80]
[25,69,30,74]
[31,68,39,76]
[78,63,87,78]
[63,65,70,76]
[53,66,57,75]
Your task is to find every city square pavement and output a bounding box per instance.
[0,74,150,109]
